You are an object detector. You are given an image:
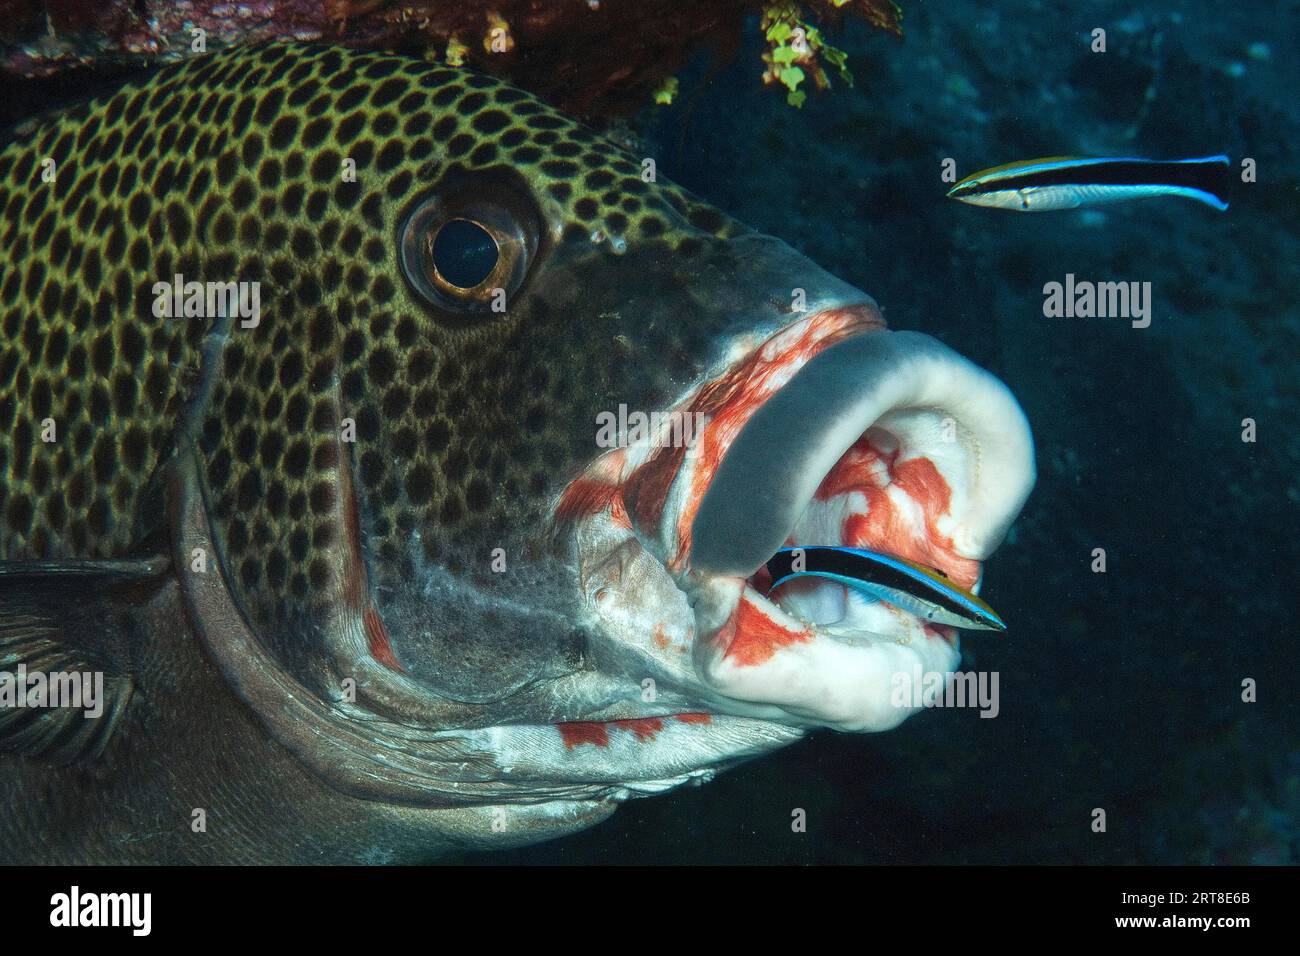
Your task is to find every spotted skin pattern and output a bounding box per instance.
[0,44,759,652]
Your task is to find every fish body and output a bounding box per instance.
[765,546,1005,631]
[0,44,1035,862]
[947,155,1231,211]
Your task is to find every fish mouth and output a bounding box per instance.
[565,304,1035,734]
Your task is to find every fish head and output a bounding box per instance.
[165,46,1035,847]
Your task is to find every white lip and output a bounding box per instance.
[691,329,1037,576]
[567,312,1035,733]
[688,576,965,731]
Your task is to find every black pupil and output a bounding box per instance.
[431,218,498,289]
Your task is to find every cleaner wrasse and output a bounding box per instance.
[947,155,1231,211]
[766,546,1006,631]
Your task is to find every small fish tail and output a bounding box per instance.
[1169,155,1231,210]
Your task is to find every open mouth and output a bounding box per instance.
[562,305,1035,734]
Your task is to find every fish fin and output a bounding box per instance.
[0,555,169,764]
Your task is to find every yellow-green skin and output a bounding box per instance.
[1,43,736,601]
[0,44,856,861]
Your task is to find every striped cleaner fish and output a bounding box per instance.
[0,44,1035,863]
[947,155,1232,211]
[765,546,1005,631]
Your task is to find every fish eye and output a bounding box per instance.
[399,190,536,315]
[431,218,499,289]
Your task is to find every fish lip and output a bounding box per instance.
[687,324,1035,579]
[565,303,1033,732]
[674,312,1032,728]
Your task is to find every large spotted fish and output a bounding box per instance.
[0,44,1035,863]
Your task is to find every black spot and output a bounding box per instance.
[123,426,148,473]
[231,178,256,211]
[111,372,137,416]
[265,223,288,250]
[240,558,260,591]
[448,133,475,157]
[376,141,404,172]
[383,387,410,419]
[216,149,239,185]
[310,309,334,350]
[239,215,261,246]
[292,228,316,259]
[309,481,335,515]
[87,496,111,536]
[269,116,299,150]
[308,558,330,589]
[91,332,114,377]
[405,464,434,504]
[309,149,340,183]
[336,112,365,145]
[282,183,305,216]
[368,346,398,388]
[127,193,150,228]
[469,142,498,165]
[425,419,450,452]
[289,527,310,561]
[165,202,193,244]
[386,170,413,199]
[359,450,385,488]
[432,115,458,141]
[266,549,287,590]
[471,110,511,135]
[371,77,407,107]
[258,157,282,190]
[230,422,256,464]
[213,212,235,244]
[342,369,365,401]
[237,471,262,510]
[285,393,310,431]
[371,274,395,303]
[119,323,145,366]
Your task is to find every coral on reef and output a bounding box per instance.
[760,0,863,107]
[0,0,902,117]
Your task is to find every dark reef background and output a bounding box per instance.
[475,0,1299,864]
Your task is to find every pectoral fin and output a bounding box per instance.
[0,556,169,764]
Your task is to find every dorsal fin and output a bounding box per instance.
[0,556,168,764]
